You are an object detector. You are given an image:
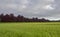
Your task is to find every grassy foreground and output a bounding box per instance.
[0,22,60,37]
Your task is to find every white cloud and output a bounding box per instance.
[43,5,54,10]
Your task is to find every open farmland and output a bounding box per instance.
[0,22,60,37]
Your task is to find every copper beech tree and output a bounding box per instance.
[0,14,50,22]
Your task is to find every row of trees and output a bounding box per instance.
[0,14,50,22]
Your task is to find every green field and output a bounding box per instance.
[0,22,60,37]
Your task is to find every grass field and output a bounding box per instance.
[0,22,60,37]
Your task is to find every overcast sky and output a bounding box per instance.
[0,0,60,20]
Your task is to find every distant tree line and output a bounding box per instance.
[0,14,60,22]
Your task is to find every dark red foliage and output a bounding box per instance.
[0,14,50,22]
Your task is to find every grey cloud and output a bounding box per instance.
[0,0,60,20]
